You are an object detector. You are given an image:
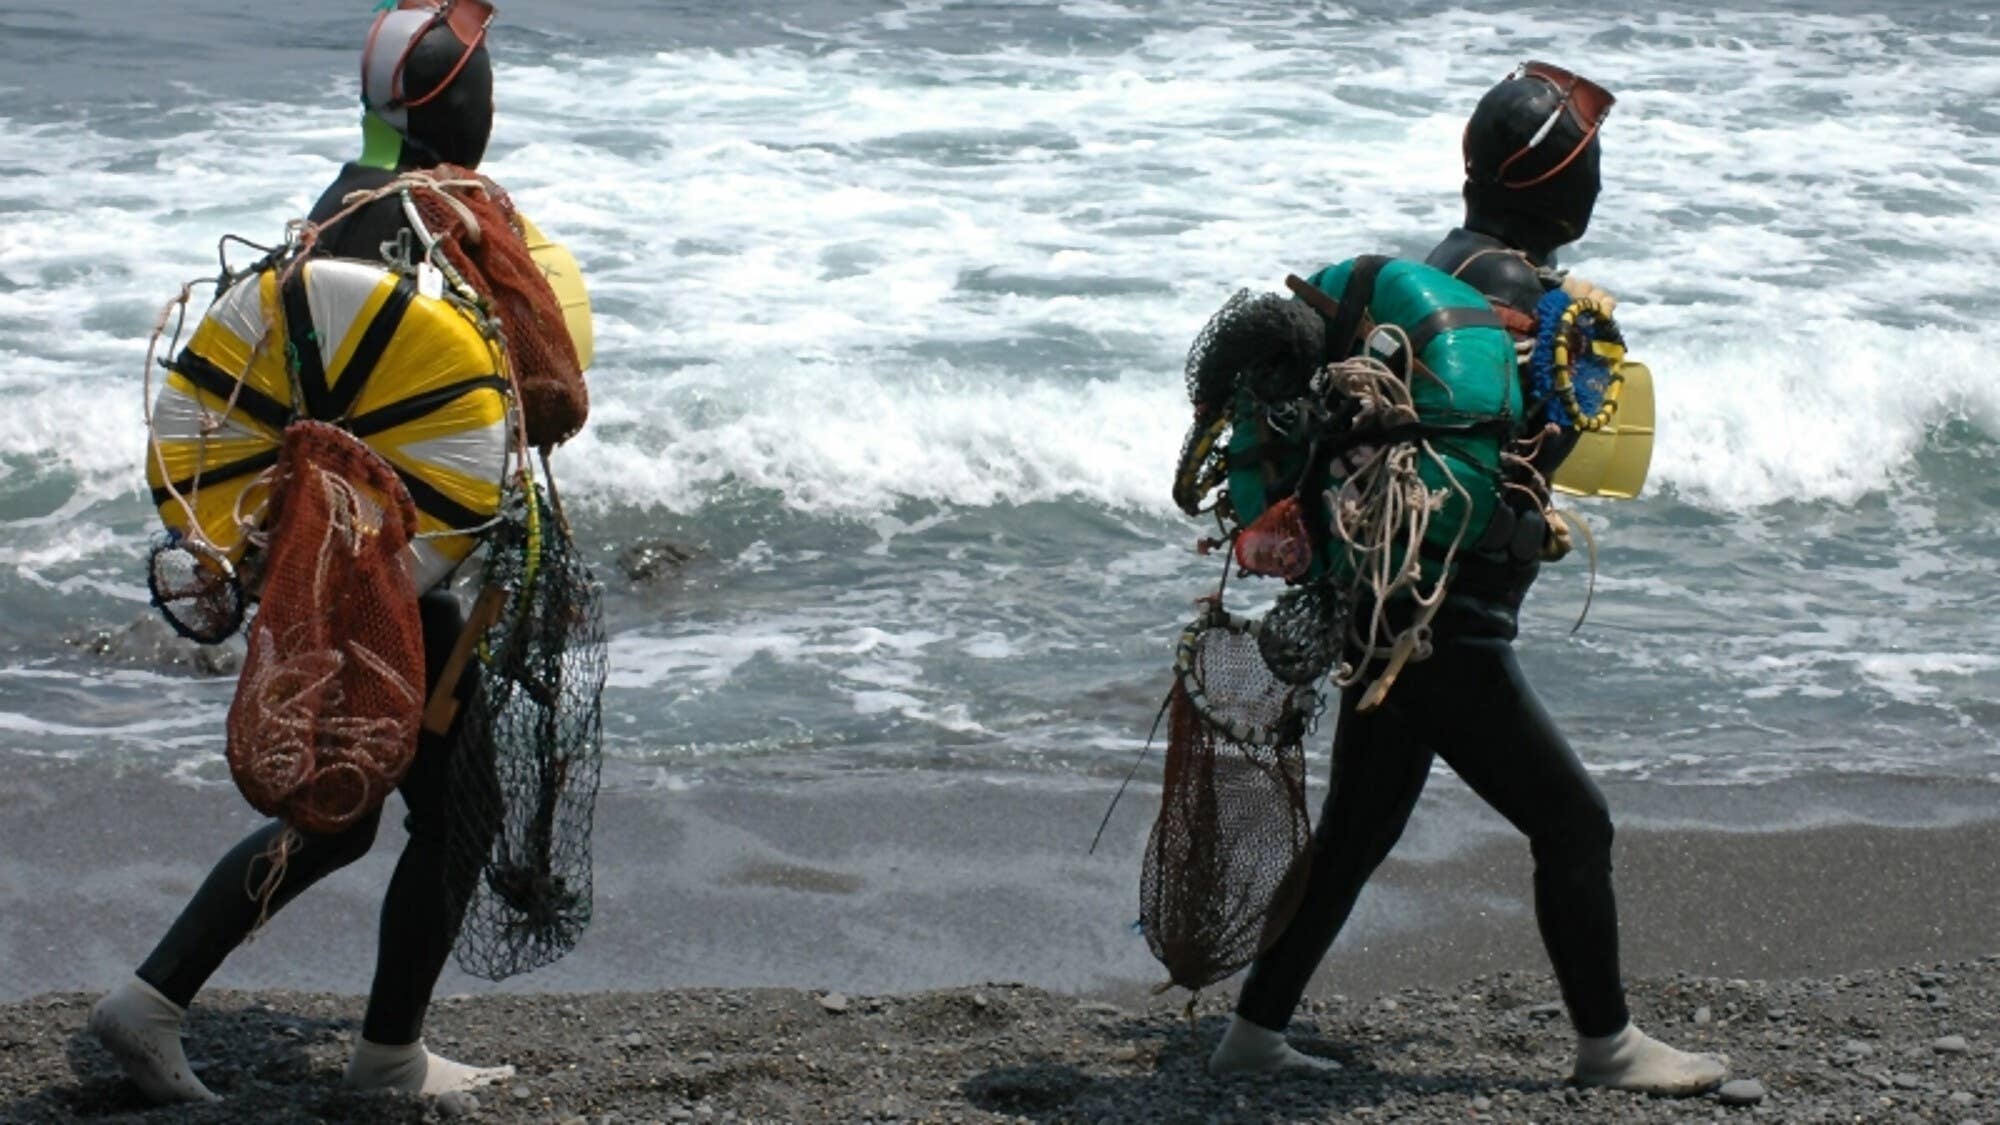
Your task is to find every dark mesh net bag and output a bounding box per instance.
[226,421,426,834]
[148,532,246,645]
[1140,608,1316,992]
[1184,289,1326,414]
[447,481,607,981]
[1173,290,1327,516]
[1258,584,1347,687]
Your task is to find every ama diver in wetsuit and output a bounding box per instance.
[89,2,513,1103]
[1206,64,1730,1097]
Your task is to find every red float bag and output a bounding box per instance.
[226,421,427,834]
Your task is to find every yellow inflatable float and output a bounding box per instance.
[145,217,592,591]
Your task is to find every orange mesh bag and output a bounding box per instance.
[1233,496,1312,580]
[226,421,427,835]
[413,167,587,448]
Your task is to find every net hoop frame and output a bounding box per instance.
[1173,608,1318,748]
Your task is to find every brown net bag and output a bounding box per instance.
[226,421,427,836]
[1140,607,1320,992]
[412,166,587,448]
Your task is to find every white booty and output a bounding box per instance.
[1206,1014,1341,1077]
[344,1037,515,1096]
[88,976,220,1104]
[1573,1022,1728,1096]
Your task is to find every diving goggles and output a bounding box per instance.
[1492,60,1614,189]
[362,0,496,121]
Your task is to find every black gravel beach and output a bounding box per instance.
[6,959,2000,1122]
[5,762,1999,1121]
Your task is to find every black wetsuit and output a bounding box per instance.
[136,172,495,1048]
[1234,226,1630,1040]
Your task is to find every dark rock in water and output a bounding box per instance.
[617,539,697,582]
[69,614,244,676]
[1717,1079,1766,1106]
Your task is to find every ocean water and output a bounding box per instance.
[0,0,1995,798]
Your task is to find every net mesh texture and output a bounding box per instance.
[1174,289,1327,517]
[1145,286,1353,992]
[1184,289,1327,413]
[1140,614,1316,992]
[446,483,608,981]
[1258,585,1347,687]
[411,167,588,448]
[226,421,425,834]
[148,532,246,645]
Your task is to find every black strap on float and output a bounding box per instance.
[1285,255,1388,363]
[280,272,332,421]
[1404,304,1505,361]
[168,351,293,435]
[322,277,416,420]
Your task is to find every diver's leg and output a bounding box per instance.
[93,813,381,1104]
[344,591,513,1095]
[1433,637,1725,1095]
[1212,677,1438,1075]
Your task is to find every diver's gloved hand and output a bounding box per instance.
[1573,1023,1728,1096]
[88,977,221,1104]
[1560,273,1618,314]
[1542,510,1574,561]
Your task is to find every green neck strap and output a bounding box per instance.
[358,111,405,171]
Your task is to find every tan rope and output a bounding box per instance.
[1314,355,1478,711]
[243,825,303,938]
[141,283,212,550]
[1555,506,1599,636]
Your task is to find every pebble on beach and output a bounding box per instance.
[1717,1078,1766,1107]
